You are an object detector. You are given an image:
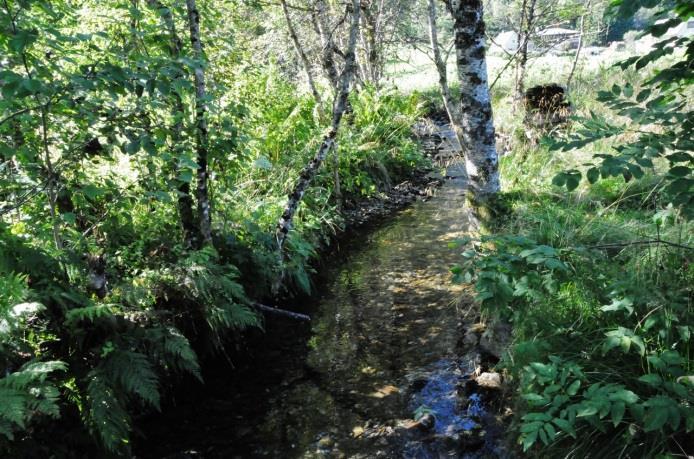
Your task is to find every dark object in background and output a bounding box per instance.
[84,253,108,298]
[524,84,572,128]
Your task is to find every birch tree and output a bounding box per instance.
[185,0,212,246]
[445,0,500,197]
[513,0,537,112]
[281,0,324,110]
[427,0,463,145]
[566,0,591,93]
[313,0,341,93]
[275,0,361,254]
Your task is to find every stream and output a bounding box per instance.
[137,154,508,458]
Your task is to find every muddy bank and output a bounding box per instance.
[340,169,442,231]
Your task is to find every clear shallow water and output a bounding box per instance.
[138,162,488,458]
[246,164,477,458]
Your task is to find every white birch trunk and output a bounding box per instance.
[314,0,341,93]
[566,0,590,93]
[446,0,500,197]
[275,0,361,253]
[281,0,323,111]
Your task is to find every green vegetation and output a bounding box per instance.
[1,0,691,456]
[451,1,693,457]
[0,1,427,454]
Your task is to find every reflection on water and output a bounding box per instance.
[251,165,475,458]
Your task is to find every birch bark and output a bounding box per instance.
[513,0,537,113]
[184,0,212,246]
[314,0,341,93]
[275,0,361,253]
[566,0,590,93]
[446,0,500,197]
[427,0,463,146]
[281,0,323,110]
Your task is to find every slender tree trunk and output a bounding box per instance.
[276,0,361,253]
[566,0,590,94]
[427,0,463,146]
[513,0,536,113]
[184,0,212,246]
[361,4,380,85]
[3,0,63,249]
[281,0,323,111]
[446,0,500,198]
[148,0,198,248]
[314,0,341,93]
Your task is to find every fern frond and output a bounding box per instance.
[64,303,119,327]
[0,388,27,428]
[0,361,67,389]
[0,360,66,440]
[142,327,201,380]
[101,350,160,409]
[85,370,131,454]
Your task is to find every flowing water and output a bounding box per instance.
[138,159,506,458]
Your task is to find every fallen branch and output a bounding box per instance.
[252,303,311,322]
[587,239,693,251]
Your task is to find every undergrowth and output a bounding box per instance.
[450,7,693,457]
[0,71,429,455]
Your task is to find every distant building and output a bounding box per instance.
[491,30,519,54]
[535,27,579,51]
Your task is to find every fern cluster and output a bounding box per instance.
[0,227,260,455]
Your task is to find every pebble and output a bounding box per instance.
[476,372,502,389]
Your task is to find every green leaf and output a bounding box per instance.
[636,89,651,103]
[648,355,666,371]
[609,389,639,404]
[178,170,193,183]
[601,297,634,315]
[566,379,581,396]
[566,175,580,191]
[9,30,39,53]
[639,374,663,387]
[576,403,598,417]
[552,418,576,438]
[522,429,538,452]
[669,166,691,177]
[643,406,669,432]
[611,402,625,426]
[661,351,684,366]
[586,167,600,184]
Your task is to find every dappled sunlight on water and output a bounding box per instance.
[246,164,479,457]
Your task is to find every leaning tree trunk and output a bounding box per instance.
[148,0,198,248]
[275,0,361,255]
[185,0,212,246]
[427,0,463,146]
[313,0,341,93]
[446,0,500,198]
[281,0,324,111]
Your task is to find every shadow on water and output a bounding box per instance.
[136,161,507,458]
